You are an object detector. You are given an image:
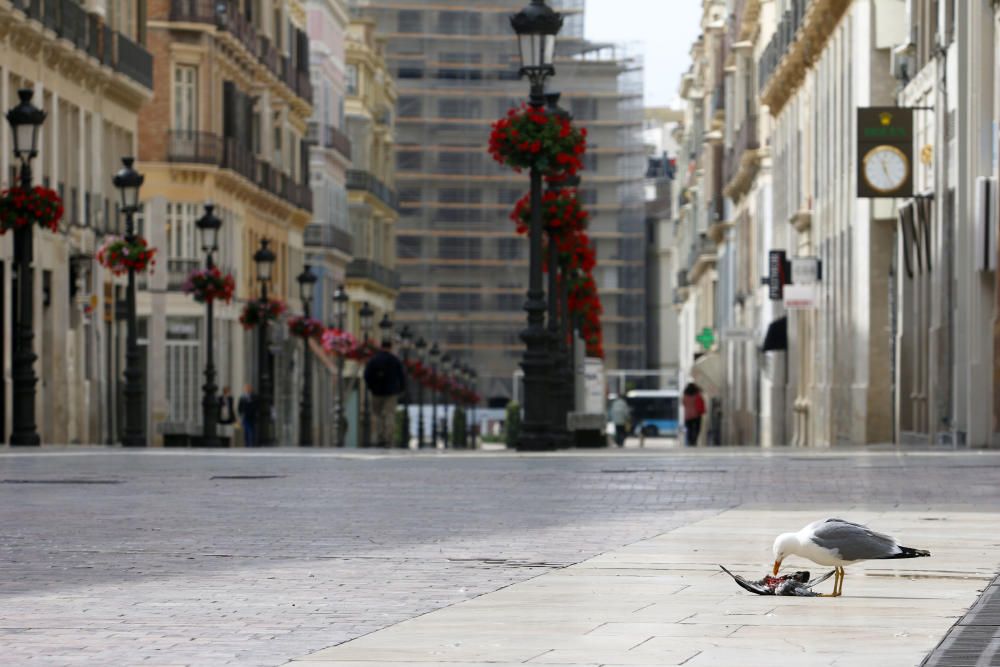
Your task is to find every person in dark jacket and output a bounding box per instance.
[682,382,706,447]
[237,384,258,448]
[363,340,407,447]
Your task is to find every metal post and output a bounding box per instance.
[547,214,570,448]
[299,300,313,446]
[335,310,345,447]
[442,385,450,449]
[10,160,39,445]
[417,371,425,448]
[200,251,219,447]
[361,331,371,448]
[258,283,274,446]
[399,346,409,448]
[431,375,438,449]
[121,210,145,447]
[517,88,555,451]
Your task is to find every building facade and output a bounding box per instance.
[0,0,153,443]
[138,0,314,445]
[352,0,645,401]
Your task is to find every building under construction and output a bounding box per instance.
[351,0,645,400]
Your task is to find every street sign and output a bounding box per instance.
[791,257,822,285]
[696,327,715,350]
[767,250,788,300]
[857,107,914,198]
[783,284,818,309]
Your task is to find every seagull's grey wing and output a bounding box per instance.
[810,519,900,561]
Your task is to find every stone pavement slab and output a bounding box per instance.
[291,509,1000,667]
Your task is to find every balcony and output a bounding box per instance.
[686,233,718,282]
[167,131,222,164]
[304,224,353,255]
[346,258,400,292]
[11,0,152,89]
[307,122,352,161]
[346,170,398,211]
[724,115,760,196]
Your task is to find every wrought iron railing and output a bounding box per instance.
[346,169,397,210]
[758,0,811,93]
[304,224,353,255]
[346,258,401,291]
[724,115,759,187]
[167,131,222,164]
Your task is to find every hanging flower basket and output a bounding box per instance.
[511,188,589,236]
[183,266,235,304]
[321,328,358,356]
[239,298,286,329]
[405,358,430,382]
[345,340,378,362]
[489,104,587,175]
[287,315,324,339]
[0,186,63,234]
[96,235,157,276]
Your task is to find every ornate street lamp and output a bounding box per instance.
[332,285,349,447]
[6,88,45,445]
[359,301,374,447]
[195,203,222,447]
[511,0,562,451]
[297,264,317,446]
[253,238,276,446]
[429,342,441,448]
[378,313,393,345]
[510,0,563,105]
[415,336,427,448]
[113,157,146,447]
[398,324,413,448]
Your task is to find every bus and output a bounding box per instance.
[625,389,680,437]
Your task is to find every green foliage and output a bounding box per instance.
[505,401,522,448]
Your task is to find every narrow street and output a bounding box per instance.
[0,448,997,665]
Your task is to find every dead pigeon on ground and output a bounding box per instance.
[719,565,835,596]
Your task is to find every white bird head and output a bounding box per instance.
[772,532,799,575]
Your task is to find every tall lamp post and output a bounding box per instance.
[469,367,478,449]
[398,325,413,448]
[429,342,440,448]
[511,0,562,451]
[440,352,452,448]
[113,157,146,447]
[297,265,317,446]
[332,285,349,447]
[195,204,222,447]
[253,239,276,446]
[359,301,374,447]
[6,89,45,446]
[415,337,427,448]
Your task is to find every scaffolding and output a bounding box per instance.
[353,0,647,400]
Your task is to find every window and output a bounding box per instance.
[398,96,422,116]
[397,235,423,258]
[173,65,197,133]
[398,10,421,33]
[438,188,482,204]
[396,291,423,311]
[498,238,523,260]
[439,292,481,311]
[498,188,523,205]
[396,151,422,170]
[438,99,481,119]
[571,99,598,121]
[438,152,481,174]
[437,11,480,35]
[439,237,482,259]
[346,65,358,94]
[496,293,522,311]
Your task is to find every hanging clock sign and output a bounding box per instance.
[857,107,914,198]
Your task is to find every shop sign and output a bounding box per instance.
[791,257,822,285]
[783,284,818,310]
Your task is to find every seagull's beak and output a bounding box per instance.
[772,560,782,575]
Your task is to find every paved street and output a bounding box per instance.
[0,447,998,666]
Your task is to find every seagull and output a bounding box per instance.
[772,518,930,597]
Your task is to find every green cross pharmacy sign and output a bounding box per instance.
[696,327,715,351]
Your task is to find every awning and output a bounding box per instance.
[762,316,787,352]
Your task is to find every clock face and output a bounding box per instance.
[862,145,909,194]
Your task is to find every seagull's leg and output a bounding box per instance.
[834,567,844,597]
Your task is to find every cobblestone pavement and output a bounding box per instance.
[0,447,998,666]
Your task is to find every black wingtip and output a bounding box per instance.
[889,546,931,559]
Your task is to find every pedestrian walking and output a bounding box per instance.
[682,383,706,447]
[237,384,258,448]
[218,386,236,425]
[609,395,630,447]
[363,340,407,447]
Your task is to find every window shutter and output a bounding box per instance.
[300,138,309,185]
[223,81,236,138]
